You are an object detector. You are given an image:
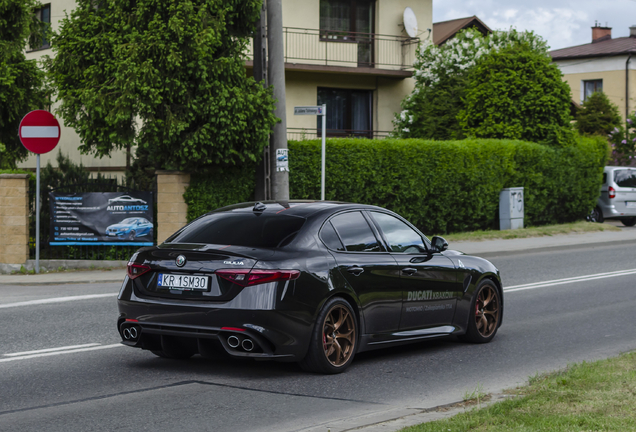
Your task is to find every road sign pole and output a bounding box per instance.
[321,104,326,201]
[36,154,40,274]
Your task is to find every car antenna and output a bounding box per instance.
[253,202,267,213]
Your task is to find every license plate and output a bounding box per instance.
[158,274,209,291]
[626,202,636,208]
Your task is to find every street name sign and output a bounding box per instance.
[294,106,324,116]
[19,110,61,154]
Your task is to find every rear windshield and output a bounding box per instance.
[166,213,306,248]
[614,170,636,188]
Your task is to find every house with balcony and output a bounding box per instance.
[20,0,431,175]
[245,0,430,140]
[551,24,636,120]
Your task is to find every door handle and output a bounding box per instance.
[402,267,417,276]
[347,266,364,276]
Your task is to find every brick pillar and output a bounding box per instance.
[0,174,30,265]
[156,171,190,244]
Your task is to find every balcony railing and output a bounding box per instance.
[287,128,391,141]
[246,27,419,71]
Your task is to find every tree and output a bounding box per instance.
[575,91,622,136]
[0,0,49,168]
[47,0,277,172]
[393,28,483,140]
[395,29,574,147]
[458,43,574,147]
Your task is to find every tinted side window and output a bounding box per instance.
[371,212,426,253]
[614,170,636,188]
[320,221,345,251]
[603,173,607,185]
[330,212,381,252]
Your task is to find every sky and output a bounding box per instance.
[433,0,636,50]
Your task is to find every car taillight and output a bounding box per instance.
[609,186,616,199]
[216,269,300,287]
[127,263,151,280]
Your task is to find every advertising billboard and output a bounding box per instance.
[49,192,154,246]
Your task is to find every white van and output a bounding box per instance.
[591,166,636,226]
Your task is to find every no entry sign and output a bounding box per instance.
[19,110,61,154]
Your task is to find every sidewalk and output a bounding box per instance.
[452,226,636,257]
[1,228,635,286]
[0,268,126,286]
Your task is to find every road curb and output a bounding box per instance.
[341,393,515,432]
[463,237,636,259]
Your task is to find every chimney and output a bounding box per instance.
[631,25,636,38]
[592,23,612,43]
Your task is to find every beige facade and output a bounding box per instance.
[22,0,430,170]
[555,58,636,119]
[21,0,128,176]
[272,0,431,138]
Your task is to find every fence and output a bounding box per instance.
[246,27,419,70]
[287,128,391,141]
[29,179,155,261]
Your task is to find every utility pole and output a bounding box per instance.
[267,0,289,201]
[253,0,270,201]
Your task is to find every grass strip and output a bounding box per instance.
[440,221,621,243]
[401,351,636,432]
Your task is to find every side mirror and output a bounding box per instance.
[431,236,449,253]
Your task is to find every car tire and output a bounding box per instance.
[459,279,501,344]
[589,206,604,223]
[621,217,636,227]
[300,297,358,374]
[128,230,136,240]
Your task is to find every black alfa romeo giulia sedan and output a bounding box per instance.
[118,201,503,374]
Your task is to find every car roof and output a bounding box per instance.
[209,201,386,219]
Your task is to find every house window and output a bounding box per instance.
[319,0,374,66]
[30,4,51,51]
[317,87,373,137]
[583,79,603,101]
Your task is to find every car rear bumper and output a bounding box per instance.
[598,202,636,218]
[117,277,313,361]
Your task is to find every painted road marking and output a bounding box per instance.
[504,269,636,293]
[4,343,101,357]
[0,293,118,309]
[0,344,123,363]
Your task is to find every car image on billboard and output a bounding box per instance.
[106,217,153,240]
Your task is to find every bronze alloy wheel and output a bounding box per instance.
[322,304,356,367]
[475,284,500,338]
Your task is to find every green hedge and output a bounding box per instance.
[184,137,607,233]
[184,164,258,222]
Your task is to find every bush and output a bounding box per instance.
[396,28,573,147]
[458,46,574,147]
[184,164,257,222]
[184,137,607,234]
[576,91,622,137]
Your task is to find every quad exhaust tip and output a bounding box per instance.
[226,335,255,352]
[227,335,240,348]
[242,338,254,352]
[123,326,139,340]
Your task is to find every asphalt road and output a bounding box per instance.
[0,243,635,431]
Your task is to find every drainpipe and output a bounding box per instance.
[626,54,632,120]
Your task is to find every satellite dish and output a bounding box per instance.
[403,7,418,38]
